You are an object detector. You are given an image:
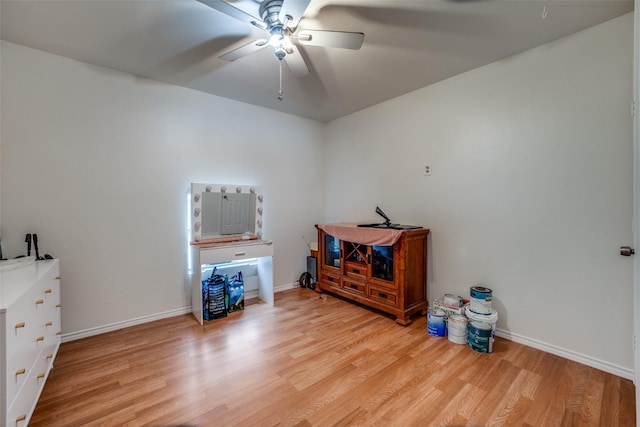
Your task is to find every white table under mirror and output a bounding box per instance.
[189,183,274,325]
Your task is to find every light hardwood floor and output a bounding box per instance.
[31,288,635,426]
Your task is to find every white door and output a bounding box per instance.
[634,0,639,420]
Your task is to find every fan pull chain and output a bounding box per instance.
[278,59,284,101]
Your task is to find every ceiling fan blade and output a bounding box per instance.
[279,0,311,30]
[284,45,309,77]
[297,30,365,50]
[197,0,267,30]
[220,39,268,62]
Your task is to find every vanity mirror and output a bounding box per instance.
[190,183,264,244]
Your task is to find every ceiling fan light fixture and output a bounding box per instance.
[268,33,283,47]
[269,34,292,59]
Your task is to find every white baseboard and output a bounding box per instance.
[495,328,634,380]
[243,281,297,300]
[61,307,192,343]
[275,281,298,293]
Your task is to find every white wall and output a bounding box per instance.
[0,41,326,335]
[326,13,635,376]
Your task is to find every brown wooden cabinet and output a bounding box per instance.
[316,224,429,325]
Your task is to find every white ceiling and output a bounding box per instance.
[0,0,634,122]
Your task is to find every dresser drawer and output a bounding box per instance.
[7,330,46,408]
[199,242,273,265]
[33,349,53,390]
[367,276,397,291]
[319,271,342,289]
[36,268,60,316]
[40,293,62,341]
[342,278,366,296]
[41,336,60,375]
[5,284,45,361]
[42,325,61,357]
[369,286,398,307]
[344,261,366,280]
[7,363,41,427]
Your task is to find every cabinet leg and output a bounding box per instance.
[420,307,427,316]
[395,316,412,326]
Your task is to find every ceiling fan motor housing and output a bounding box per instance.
[260,0,286,31]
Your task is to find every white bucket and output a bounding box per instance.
[447,314,468,345]
[443,294,463,307]
[469,286,492,315]
[465,309,498,353]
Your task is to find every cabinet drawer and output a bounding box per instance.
[368,276,397,291]
[344,262,366,280]
[319,271,342,289]
[369,286,398,307]
[343,279,366,296]
[199,242,273,265]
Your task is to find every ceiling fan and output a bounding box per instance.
[197,0,365,100]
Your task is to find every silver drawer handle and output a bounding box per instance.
[234,252,246,256]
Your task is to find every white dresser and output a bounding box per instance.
[0,259,61,427]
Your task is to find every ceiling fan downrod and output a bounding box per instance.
[259,0,285,29]
[258,0,288,100]
[278,58,284,101]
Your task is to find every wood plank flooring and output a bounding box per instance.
[31,288,635,426]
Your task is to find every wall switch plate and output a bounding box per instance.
[424,164,431,176]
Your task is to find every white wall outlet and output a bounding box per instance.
[424,164,431,176]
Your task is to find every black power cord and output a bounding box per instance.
[298,272,315,290]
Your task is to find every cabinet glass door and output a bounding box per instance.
[371,245,394,282]
[324,234,341,269]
